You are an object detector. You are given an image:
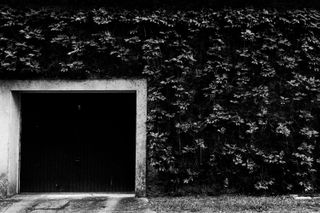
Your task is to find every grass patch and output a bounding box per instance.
[114,197,149,211]
[148,195,320,212]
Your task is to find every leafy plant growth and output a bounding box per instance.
[1,7,320,194]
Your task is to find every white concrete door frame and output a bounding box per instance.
[0,79,147,197]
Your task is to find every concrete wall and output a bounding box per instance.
[0,79,147,197]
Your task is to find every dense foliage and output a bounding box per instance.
[1,7,320,194]
[2,0,320,9]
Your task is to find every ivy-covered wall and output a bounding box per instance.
[1,7,320,195]
[2,0,320,9]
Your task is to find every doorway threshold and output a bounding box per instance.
[14,192,135,200]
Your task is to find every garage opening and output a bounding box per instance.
[20,92,136,193]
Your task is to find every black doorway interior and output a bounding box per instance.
[20,92,136,192]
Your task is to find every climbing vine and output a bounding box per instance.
[1,7,320,194]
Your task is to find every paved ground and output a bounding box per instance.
[0,193,155,213]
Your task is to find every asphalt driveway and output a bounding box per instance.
[0,193,154,213]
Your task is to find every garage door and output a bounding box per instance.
[20,93,136,192]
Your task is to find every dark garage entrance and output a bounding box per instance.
[20,92,136,192]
